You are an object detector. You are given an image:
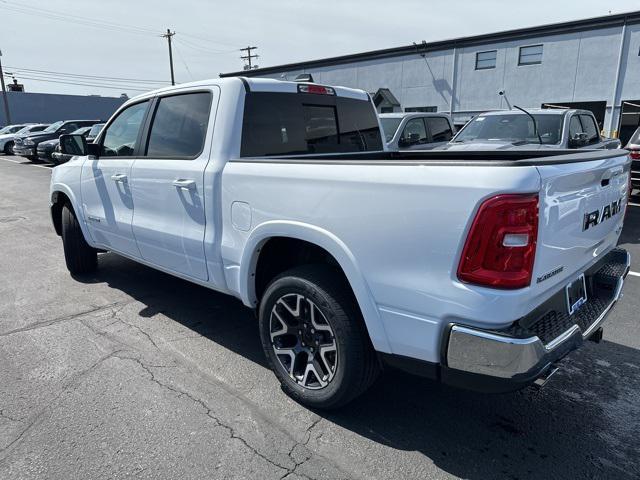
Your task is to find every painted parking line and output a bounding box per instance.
[629,271,640,277]
[629,203,640,207]
[0,156,52,170]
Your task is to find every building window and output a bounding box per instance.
[475,50,497,70]
[405,106,437,113]
[519,45,543,65]
[380,106,395,113]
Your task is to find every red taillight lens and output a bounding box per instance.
[629,150,640,160]
[457,194,539,289]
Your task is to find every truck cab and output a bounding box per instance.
[380,112,455,151]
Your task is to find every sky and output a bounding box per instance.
[1,0,639,98]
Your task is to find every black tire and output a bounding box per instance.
[61,203,97,274]
[4,141,14,155]
[259,265,379,409]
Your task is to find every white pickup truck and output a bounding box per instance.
[51,77,631,409]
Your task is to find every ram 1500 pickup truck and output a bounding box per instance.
[443,109,621,151]
[51,77,631,409]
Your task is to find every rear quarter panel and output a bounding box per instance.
[221,160,541,362]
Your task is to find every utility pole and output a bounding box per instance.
[162,29,176,86]
[240,46,259,70]
[0,50,11,125]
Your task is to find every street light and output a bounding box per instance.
[0,50,11,125]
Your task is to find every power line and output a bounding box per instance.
[172,42,194,82]
[4,65,170,85]
[3,74,151,92]
[173,37,237,55]
[179,32,241,50]
[0,0,163,36]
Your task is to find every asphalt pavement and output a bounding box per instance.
[0,155,639,480]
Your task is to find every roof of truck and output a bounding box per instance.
[129,77,369,103]
[478,109,575,116]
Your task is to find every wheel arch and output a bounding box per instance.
[50,185,92,243]
[237,221,391,353]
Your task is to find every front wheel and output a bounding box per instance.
[3,141,14,155]
[61,203,97,274]
[259,265,379,409]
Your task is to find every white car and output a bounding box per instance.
[50,77,631,408]
[0,123,49,154]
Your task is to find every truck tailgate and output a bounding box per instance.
[533,151,630,295]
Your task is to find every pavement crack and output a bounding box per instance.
[0,409,22,423]
[116,354,294,474]
[0,302,125,337]
[117,318,161,349]
[0,349,123,461]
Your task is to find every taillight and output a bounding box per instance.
[629,150,640,160]
[297,84,335,95]
[458,194,539,289]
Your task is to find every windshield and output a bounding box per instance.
[380,118,403,142]
[0,125,24,134]
[629,127,640,146]
[15,125,34,134]
[454,113,563,145]
[43,121,64,133]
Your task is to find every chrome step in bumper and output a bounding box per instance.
[441,247,630,393]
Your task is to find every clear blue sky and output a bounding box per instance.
[1,0,638,97]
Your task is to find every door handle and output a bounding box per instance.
[111,173,127,182]
[172,179,196,190]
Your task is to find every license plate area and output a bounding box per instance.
[566,274,587,315]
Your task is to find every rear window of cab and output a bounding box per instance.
[240,92,383,157]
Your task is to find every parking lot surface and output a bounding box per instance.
[0,155,639,480]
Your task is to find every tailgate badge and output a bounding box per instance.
[536,266,564,284]
[583,198,622,231]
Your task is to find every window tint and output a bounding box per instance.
[476,50,497,70]
[61,123,79,133]
[426,117,453,142]
[579,114,599,143]
[519,45,543,65]
[101,101,149,157]
[401,118,428,145]
[146,92,212,158]
[30,125,47,132]
[241,92,383,157]
[568,115,583,138]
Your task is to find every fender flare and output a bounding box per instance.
[50,184,94,246]
[238,220,391,353]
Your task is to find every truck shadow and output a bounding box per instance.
[76,253,640,480]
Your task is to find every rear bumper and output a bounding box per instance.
[441,247,630,392]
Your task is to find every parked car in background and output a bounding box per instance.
[0,124,31,135]
[380,113,455,150]
[50,126,94,164]
[441,109,620,150]
[51,77,630,409]
[85,123,105,143]
[0,124,49,154]
[13,119,101,161]
[625,126,640,192]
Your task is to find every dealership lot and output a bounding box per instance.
[0,156,639,479]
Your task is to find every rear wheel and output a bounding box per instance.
[259,265,379,409]
[61,203,97,274]
[3,141,14,155]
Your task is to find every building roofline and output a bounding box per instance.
[220,10,640,78]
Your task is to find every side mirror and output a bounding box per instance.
[59,134,99,157]
[569,132,589,148]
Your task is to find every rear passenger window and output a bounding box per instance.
[426,117,454,142]
[146,92,212,158]
[101,101,149,157]
[579,115,599,144]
